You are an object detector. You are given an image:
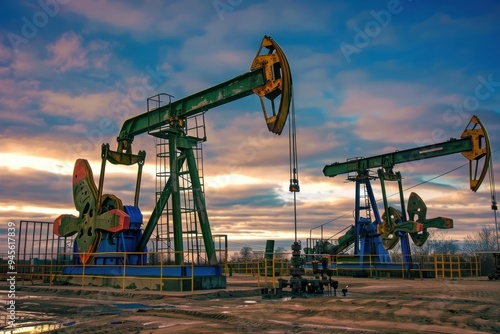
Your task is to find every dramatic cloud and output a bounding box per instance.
[0,1,498,255]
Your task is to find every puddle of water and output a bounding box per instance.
[0,308,78,334]
[0,320,76,334]
[142,321,165,326]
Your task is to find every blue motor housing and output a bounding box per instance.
[72,205,147,265]
[357,218,390,263]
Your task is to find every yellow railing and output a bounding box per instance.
[0,250,208,294]
[433,254,480,279]
[0,252,482,294]
[221,258,290,288]
[221,253,481,284]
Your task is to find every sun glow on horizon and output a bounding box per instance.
[0,153,74,175]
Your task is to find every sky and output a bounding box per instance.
[0,0,499,256]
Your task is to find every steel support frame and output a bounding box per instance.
[135,131,216,265]
[354,178,390,264]
[378,170,413,264]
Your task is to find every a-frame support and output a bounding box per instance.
[377,170,413,265]
[135,130,216,265]
[354,176,390,264]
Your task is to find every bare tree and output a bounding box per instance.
[462,226,498,276]
[462,226,498,254]
[274,246,290,260]
[228,246,255,262]
[229,252,240,262]
[411,230,459,255]
[388,230,459,258]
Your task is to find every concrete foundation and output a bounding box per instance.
[54,274,226,291]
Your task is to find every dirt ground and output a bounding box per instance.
[1,275,499,334]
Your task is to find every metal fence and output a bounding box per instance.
[224,253,482,281]
[0,250,212,293]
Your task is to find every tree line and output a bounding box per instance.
[228,226,499,262]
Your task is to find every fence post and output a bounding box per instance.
[191,251,195,294]
[401,254,405,279]
[257,261,261,288]
[49,253,53,286]
[451,255,454,279]
[160,252,163,294]
[122,252,126,292]
[81,253,85,287]
[434,255,437,279]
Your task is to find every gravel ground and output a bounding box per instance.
[1,275,499,333]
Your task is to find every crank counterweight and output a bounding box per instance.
[54,159,130,264]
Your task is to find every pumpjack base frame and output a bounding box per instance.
[56,265,226,291]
